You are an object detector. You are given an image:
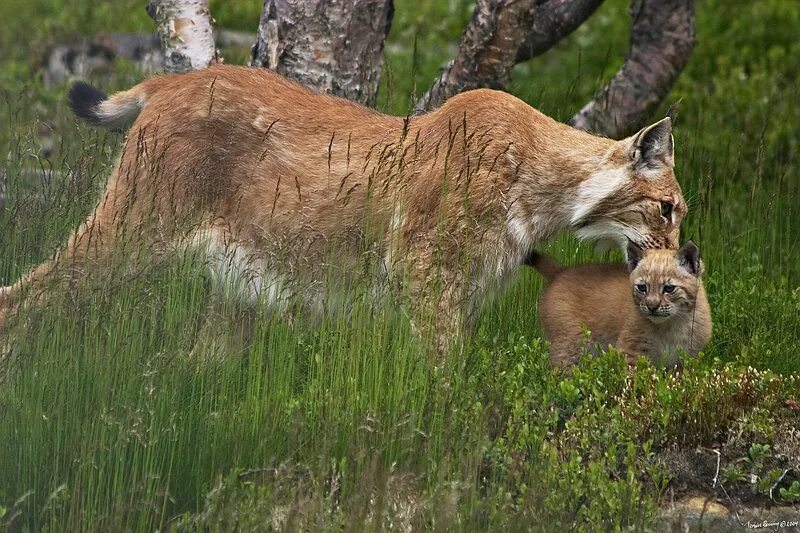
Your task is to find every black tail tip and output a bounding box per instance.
[68,81,107,124]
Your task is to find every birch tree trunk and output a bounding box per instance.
[416,0,694,136]
[516,0,605,62]
[250,0,394,107]
[417,0,537,112]
[138,0,694,139]
[146,0,218,73]
[569,0,696,138]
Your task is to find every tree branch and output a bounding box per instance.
[250,0,394,107]
[516,0,605,62]
[569,0,696,138]
[417,0,537,112]
[147,0,218,73]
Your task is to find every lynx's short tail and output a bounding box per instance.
[523,250,563,281]
[68,81,151,131]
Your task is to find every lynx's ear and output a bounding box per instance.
[626,240,645,272]
[630,117,674,170]
[677,240,702,277]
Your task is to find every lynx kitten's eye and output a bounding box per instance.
[663,284,676,294]
[636,283,647,293]
[660,201,673,220]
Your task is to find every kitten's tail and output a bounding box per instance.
[523,250,562,281]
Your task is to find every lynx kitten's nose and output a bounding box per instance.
[646,300,660,313]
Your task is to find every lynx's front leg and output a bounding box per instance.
[402,253,468,362]
[615,335,650,368]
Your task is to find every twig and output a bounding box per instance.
[711,448,721,488]
[769,468,789,502]
[238,467,277,479]
[718,479,743,526]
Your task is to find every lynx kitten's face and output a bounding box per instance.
[628,242,703,324]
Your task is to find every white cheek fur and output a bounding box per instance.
[570,167,629,224]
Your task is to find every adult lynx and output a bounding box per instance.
[0,66,686,354]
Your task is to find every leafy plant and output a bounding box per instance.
[780,481,800,503]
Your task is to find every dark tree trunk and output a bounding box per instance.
[516,0,606,62]
[250,0,394,107]
[417,0,537,112]
[569,0,696,138]
[146,0,218,73]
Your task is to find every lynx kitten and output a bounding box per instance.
[526,241,712,368]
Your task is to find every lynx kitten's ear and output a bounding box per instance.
[677,240,702,277]
[626,240,645,272]
[630,117,674,170]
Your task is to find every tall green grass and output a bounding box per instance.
[0,0,798,530]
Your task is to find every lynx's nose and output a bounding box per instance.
[646,300,660,313]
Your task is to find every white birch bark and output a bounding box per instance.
[147,0,218,73]
[250,0,394,107]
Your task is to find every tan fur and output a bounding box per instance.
[0,66,687,354]
[94,87,149,130]
[532,246,712,368]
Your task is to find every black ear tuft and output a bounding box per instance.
[626,240,645,272]
[677,240,701,277]
[68,81,108,125]
[631,117,674,170]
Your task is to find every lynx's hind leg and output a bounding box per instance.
[0,211,115,329]
[0,167,175,331]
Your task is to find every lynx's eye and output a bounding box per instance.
[663,284,676,294]
[636,283,647,293]
[660,201,673,220]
